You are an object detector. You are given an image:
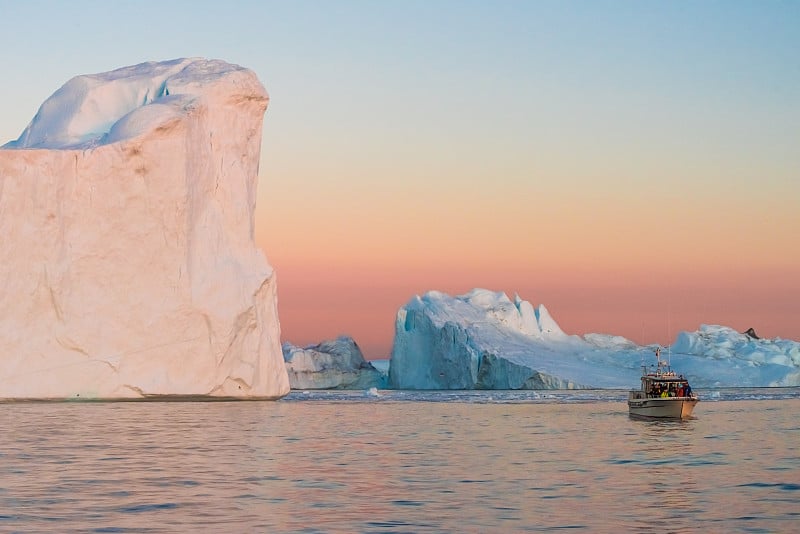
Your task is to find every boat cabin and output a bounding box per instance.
[629,349,695,400]
[640,373,692,398]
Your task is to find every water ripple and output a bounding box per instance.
[0,393,796,532]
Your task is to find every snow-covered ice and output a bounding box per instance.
[388,289,800,389]
[0,59,290,399]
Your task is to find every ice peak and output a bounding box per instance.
[409,289,562,339]
[535,304,567,337]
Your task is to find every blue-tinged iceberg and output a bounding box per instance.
[388,289,800,389]
[671,325,800,387]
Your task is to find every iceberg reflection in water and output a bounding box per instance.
[0,389,797,532]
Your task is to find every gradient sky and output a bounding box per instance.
[2,1,798,358]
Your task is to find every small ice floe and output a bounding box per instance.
[364,387,380,397]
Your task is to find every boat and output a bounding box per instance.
[628,347,698,419]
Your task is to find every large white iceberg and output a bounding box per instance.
[388,289,800,389]
[0,58,290,399]
[283,336,386,390]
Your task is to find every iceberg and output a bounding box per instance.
[283,336,386,390]
[0,58,290,399]
[670,325,800,387]
[388,289,800,389]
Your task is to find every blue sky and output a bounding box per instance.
[2,1,798,354]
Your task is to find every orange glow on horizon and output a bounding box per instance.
[267,244,800,359]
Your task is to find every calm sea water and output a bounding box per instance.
[1,389,798,533]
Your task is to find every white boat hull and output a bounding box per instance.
[628,396,698,419]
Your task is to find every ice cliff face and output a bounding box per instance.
[389,289,597,390]
[0,58,290,399]
[283,336,386,390]
[388,289,800,389]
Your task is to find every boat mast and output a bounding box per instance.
[667,311,672,368]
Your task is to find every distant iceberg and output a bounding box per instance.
[283,336,387,390]
[387,289,800,389]
[671,325,800,387]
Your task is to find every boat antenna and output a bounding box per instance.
[656,345,660,367]
[666,306,672,368]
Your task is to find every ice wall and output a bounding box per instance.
[0,58,290,399]
[387,289,800,389]
[388,289,597,390]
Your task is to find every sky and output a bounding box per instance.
[1,1,798,358]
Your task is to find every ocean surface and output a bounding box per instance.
[1,388,798,533]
